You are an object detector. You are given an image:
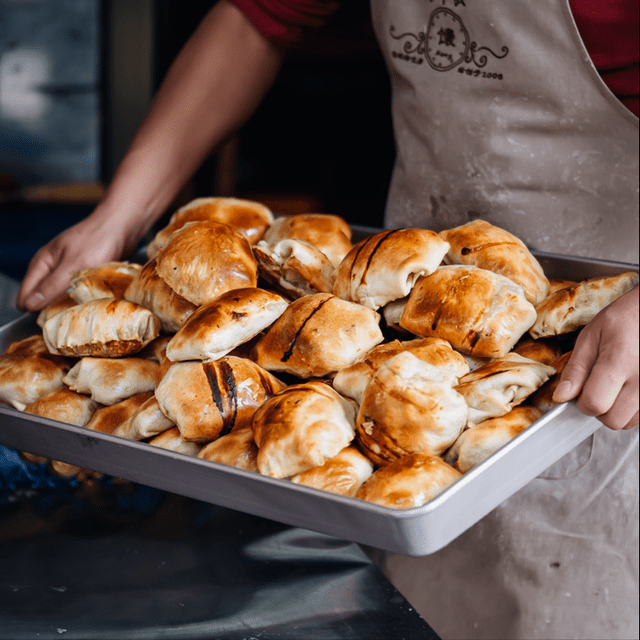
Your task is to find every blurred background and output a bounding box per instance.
[0,0,395,282]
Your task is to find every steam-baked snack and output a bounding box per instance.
[197,427,259,472]
[147,197,273,258]
[356,454,462,510]
[85,391,154,434]
[148,427,203,456]
[290,446,374,497]
[0,350,73,410]
[251,380,357,479]
[3,334,49,356]
[529,351,573,413]
[262,213,353,267]
[512,337,563,366]
[156,357,285,442]
[250,293,384,378]
[63,357,160,405]
[455,353,556,424]
[333,228,450,310]
[253,239,335,298]
[68,262,142,304]
[154,221,258,306]
[112,395,175,440]
[333,337,469,404]
[355,353,468,465]
[530,272,640,338]
[381,296,412,335]
[440,220,550,305]
[36,292,78,328]
[42,299,161,358]
[166,288,289,362]
[124,259,197,333]
[400,265,537,358]
[444,406,544,473]
[24,386,100,427]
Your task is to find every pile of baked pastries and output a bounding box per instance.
[1,198,637,509]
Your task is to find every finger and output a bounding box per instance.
[577,355,627,418]
[16,248,59,310]
[553,331,599,403]
[23,265,75,313]
[592,383,638,431]
[623,411,639,431]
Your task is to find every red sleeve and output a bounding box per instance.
[229,0,340,46]
[570,0,639,116]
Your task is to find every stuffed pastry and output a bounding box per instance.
[68,262,142,304]
[197,427,259,472]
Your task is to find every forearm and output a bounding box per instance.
[92,0,284,252]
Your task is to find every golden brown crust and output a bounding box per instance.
[148,427,202,456]
[400,266,537,358]
[197,427,259,472]
[333,228,450,310]
[250,293,384,379]
[251,381,357,479]
[124,259,197,333]
[444,406,544,473]
[166,288,288,362]
[147,197,274,257]
[155,357,285,442]
[154,221,258,306]
[42,299,161,358]
[440,220,550,305]
[355,352,468,465]
[290,446,374,497]
[529,351,573,412]
[112,395,175,440]
[355,454,462,510]
[262,213,352,267]
[36,292,78,329]
[68,262,142,304]
[3,334,49,356]
[85,391,154,434]
[24,386,99,427]
[530,272,640,338]
[512,337,563,366]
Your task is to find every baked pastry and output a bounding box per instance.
[3,334,49,356]
[68,262,142,304]
[381,296,413,335]
[24,386,100,427]
[154,221,258,306]
[444,406,544,473]
[197,427,259,472]
[147,197,273,257]
[355,454,462,510]
[250,293,384,378]
[262,213,353,267]
[36,292,78,329]
[251,380,357,479]
[530,272,640,338]
[512,337,563,366]
[166,288,289,362]
[332,228,450,310]
[400,265,537,358]
[155,357,285,442]
[85,391,154,434]
[124,258,197,333]
[253,239,335,298]
[42,299,161,358]
[112,395,175,440]
[333,337,469,404]
[548,279,578,295]
[0,351,72,410]
[455,353,556,424]
[440,220,550,305]
[290,446,374,497]
[529,351,573,412]
[355,352,468,465]
[148,427,203,456]
[63,357,160,405]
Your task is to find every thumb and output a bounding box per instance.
[553,331,599,403]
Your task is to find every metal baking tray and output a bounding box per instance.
[0,247,637,556]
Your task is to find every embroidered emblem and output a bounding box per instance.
[390,7,509,76]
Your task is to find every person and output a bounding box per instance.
[16,1,639,638]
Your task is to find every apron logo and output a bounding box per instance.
[390,7,509,77]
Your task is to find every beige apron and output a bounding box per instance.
[367,2,640,638]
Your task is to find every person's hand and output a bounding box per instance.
[16,214,132,312]
[553,286,639,430]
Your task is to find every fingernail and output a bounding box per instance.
[25,292,45,311]
[553,380,573,403]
